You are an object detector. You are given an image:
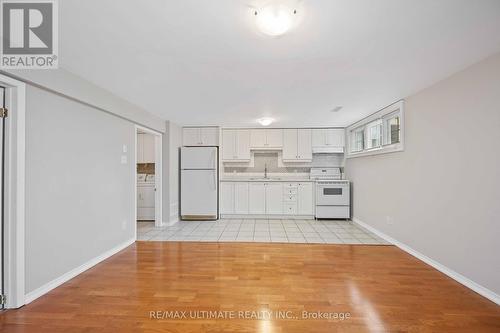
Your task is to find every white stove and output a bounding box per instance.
[310,168,350,219]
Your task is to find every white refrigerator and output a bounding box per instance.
[180,146,219,220]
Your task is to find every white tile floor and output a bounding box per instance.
[137,219,390,245]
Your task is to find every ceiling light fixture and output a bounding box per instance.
[257,117,274,126]
[331,106,343,112]
[254,4,298,37]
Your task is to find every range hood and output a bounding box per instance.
[312,146,345,154]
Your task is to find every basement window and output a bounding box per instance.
[346,101,404,158]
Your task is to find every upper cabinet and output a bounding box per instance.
[250,129,283,149]
[137,133,155,164]
[312,129,345,153]
[282,129,312,162]
[182,127,219,146]
[222,129,251,162]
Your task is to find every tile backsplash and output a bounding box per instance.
[224,152,344,174]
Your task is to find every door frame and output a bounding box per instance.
[134,125,163,236]
[0,74,26,309]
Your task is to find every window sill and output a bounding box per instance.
[346,143,404,159]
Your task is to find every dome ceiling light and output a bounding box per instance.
[254,4,298,37]
[257,117,275,126]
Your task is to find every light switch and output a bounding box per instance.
[121,155,128,164]
[122,145,128,153]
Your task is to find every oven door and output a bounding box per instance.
[316,182,350,206]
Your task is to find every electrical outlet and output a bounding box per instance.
[122,145,128,153]
[386,216,394,225]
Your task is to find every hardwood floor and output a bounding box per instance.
[1,242,499,332]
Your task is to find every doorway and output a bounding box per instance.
[135,126,162,239]
[0,85,5,310]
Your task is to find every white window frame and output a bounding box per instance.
[346,100,404,158]
[350,126,365,153]
[364,119,383,150]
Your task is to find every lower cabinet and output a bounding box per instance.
[297,183,314,215]
[221,182,250,214]
[266,183,283,214]
[249,183,266,214]
[234,182,249,214]
[220,182,235,214]
[221,181,314,217]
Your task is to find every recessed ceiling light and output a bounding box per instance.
[257,117,274,126]
[331,106,343,112]
[254,4,298,37]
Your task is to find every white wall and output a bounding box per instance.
[162,121,182,224]
[2,68,166,133]
[346,52,500,298]
[25,84,136,294]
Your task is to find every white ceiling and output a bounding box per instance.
[60,0,500,127]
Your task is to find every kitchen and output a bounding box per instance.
[168,118,392,244]
[181,125,348,220]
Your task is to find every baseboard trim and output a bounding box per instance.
[220,214,315,220]
[24,238,135,304]
[352,217,500,306]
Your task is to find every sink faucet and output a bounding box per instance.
[264,163,268,179]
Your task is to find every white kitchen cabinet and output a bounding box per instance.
[312,128,345,152]
[220,182,235,214]
[265,183,283,214]
[250,129,266,148]
[283,129,312,162]
[222,129,251,162]
[137,133,155,164]
[267,129,283,147]
[297,182,314,215]
[234,182,249,214]
[250,129,283,149]
[249,182,266,214]
[221,180,314,217]
[182,127,219,146]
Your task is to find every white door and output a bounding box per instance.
[250,129,266,148]
[297,183,314,215]
[0,86,5,307]
[297,129,312,160]
[249,183,266,214]
[234,182,249,214]
[220,182,234,214]
[282,129,298,160]
[143,134,155,163]
[265,183,283,214]
[236,130,251,160]
[183,128,201,146]
[266,129,283,148]
[181,169,218,217]
[200,127,218,146]
[222,130,236,160]
[181,147,217,169]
